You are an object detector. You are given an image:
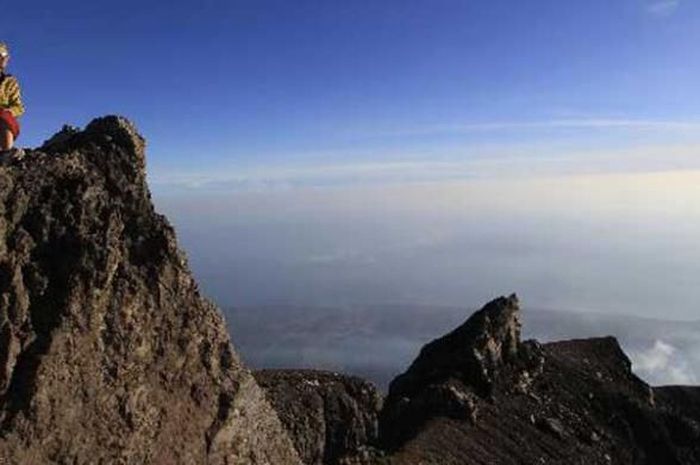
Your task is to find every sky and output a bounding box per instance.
[3,1,700,320]
[3,0,700,180]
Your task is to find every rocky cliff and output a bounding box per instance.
[0,117,301,464]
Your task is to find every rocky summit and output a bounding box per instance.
[378,295,700,464]
[0,117,300,464]
[0,116,699,465]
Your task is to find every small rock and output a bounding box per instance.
[536,417,566,440]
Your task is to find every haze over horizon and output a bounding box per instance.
[158,169,700,322]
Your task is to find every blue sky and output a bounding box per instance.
[4,2,700,326]
[3,0,700,188]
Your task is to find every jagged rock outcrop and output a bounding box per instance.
[0,117,301,464]
[378,295,700,465]
[379,294,529,449]
[255,370,384,465]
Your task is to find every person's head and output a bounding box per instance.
[0,43,9,70]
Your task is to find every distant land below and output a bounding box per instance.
[225,304,700,390]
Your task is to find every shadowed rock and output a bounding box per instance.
[255,369,384,465]
[379,294,528,449]
[387,293,521,399]
[378,296,700,464]
[0,116,301,464]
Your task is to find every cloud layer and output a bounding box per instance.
[646,0,681,16]
[630,340,697,385]
[156,169,700,322]
[151,143,700,194]
[148,115,700,194]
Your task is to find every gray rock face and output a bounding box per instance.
[254,369,384,465]
[0,116,301,464]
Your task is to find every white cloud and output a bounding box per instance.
[631,340,697,385]
[634,340,675,372]
[148,116,700,194]
[359,118,700,138]
[646,0,680,16]
[150,143,700,194]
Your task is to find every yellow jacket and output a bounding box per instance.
[0,73,25,117]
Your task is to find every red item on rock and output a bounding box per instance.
[0,109,20,139]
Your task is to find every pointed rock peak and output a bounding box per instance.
[84,115,146,157]
[39,115,147,182]
[387,294,522,401]
[379,294,525,450]
[43,115,144,153]
[450,293,521,361]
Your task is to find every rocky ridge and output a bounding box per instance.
[378,295,700,464]
[256,295,700,464]
[0,117,301,464]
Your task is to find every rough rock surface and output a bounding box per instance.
[0,117,301,464]
[255,369,384,465]
[380,294,525,449]
[379,295,700,465]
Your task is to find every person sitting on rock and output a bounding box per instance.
[0,41,25,160]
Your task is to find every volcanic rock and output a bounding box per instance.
[379,294,529,449]
[255,369,384,465]
[378,296,700,464]
[0,117,301,464]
